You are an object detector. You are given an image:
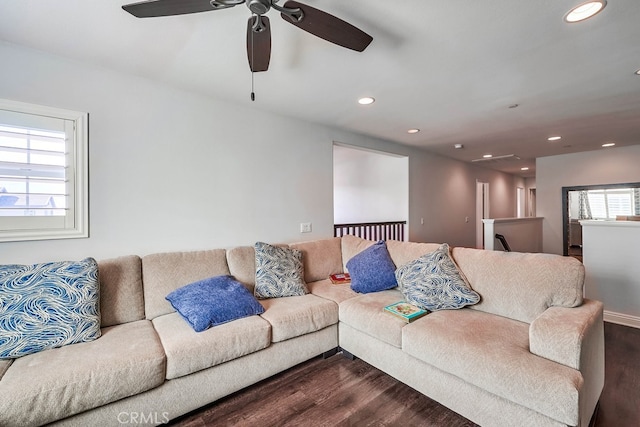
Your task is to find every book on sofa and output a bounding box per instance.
[383,301,428,323]
[329,273,351,284]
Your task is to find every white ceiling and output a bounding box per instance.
[1,0,640,177]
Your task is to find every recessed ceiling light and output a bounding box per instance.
[635,69,640,75]
[454,144,464,149]
[358,97,375,105]
[602,142,616,147]
[564,1,606,23]
[548,136,562,141]
[407,128,420,134]
[521,167,530,171]
[483,154,493,158]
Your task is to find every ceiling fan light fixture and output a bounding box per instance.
[564,1,606,23]
[358,97,375,105]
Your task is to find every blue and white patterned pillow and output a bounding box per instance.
[166,275,265,332]
[254,242,308,299]
[0,258,101,359]
[395,244,480,311]
[346,240,397,293]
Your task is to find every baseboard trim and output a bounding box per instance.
[604,310,640,329]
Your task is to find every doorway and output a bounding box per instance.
[333,143,409,239]
[476,181,489,249]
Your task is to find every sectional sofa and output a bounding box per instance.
[0,235,604,427]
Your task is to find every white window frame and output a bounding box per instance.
[0,99,88,242]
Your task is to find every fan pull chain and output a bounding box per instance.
[250,16,256,102]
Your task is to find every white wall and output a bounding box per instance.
[537,145,640,254]
[0,42,521,264]
[582,220,640,328]
[333,145,408,224]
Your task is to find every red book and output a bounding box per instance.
[329,273,351,284]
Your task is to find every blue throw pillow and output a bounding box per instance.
[166,275,265,332]
[395,243,481,311]
[0,258,101,359]
[346,240,397,293]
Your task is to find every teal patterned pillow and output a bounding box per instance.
[254,242,308,299]
[0,258,101,359]
[395,244,480,311]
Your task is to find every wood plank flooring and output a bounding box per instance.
[170,322,640,427]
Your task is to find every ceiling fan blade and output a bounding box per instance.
[247,16,271,72]
[280,1,372,52]
[122,0,232,18]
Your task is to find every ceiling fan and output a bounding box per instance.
[122,0,373,73]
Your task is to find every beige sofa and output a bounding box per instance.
[0,235,604,427]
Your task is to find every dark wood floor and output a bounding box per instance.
[171,322,640,427]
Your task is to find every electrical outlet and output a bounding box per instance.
[465,216,469,223]
[300,222,312,233]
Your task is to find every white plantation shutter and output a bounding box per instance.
[587,188,634,220]
[0,100,88,242]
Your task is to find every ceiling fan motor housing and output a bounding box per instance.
[247,0,271,15]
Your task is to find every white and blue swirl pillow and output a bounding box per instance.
[254,242,308,299]
[0,258,101,359]
[395,244,480,311]
[166,275,265,332]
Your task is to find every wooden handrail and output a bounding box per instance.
[334,221,407,241]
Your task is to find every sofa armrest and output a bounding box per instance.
[529,299,604,370]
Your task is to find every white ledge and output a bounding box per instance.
[483,217,543,224]
[580,220,640,228]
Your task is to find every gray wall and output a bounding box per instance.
[537,145,640,254]
[0,42,519,264]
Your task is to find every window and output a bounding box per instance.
[0,99,88,242]
[587,188,635,219]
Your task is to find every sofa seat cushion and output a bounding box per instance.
[153,311,271,380]
[307,279,359,304]
[0,320,165,427]
[402,309,583,425]
[338,289,407,348]
[259,294,338,342]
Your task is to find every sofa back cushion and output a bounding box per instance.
[451,247,584,323]
[385,240,442,268]
[226,246,257,292]
[98,255,145,327]
[289,237,343,283]
[341,235,376,271]
[142,249,230,320]
[341,235,442,271]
